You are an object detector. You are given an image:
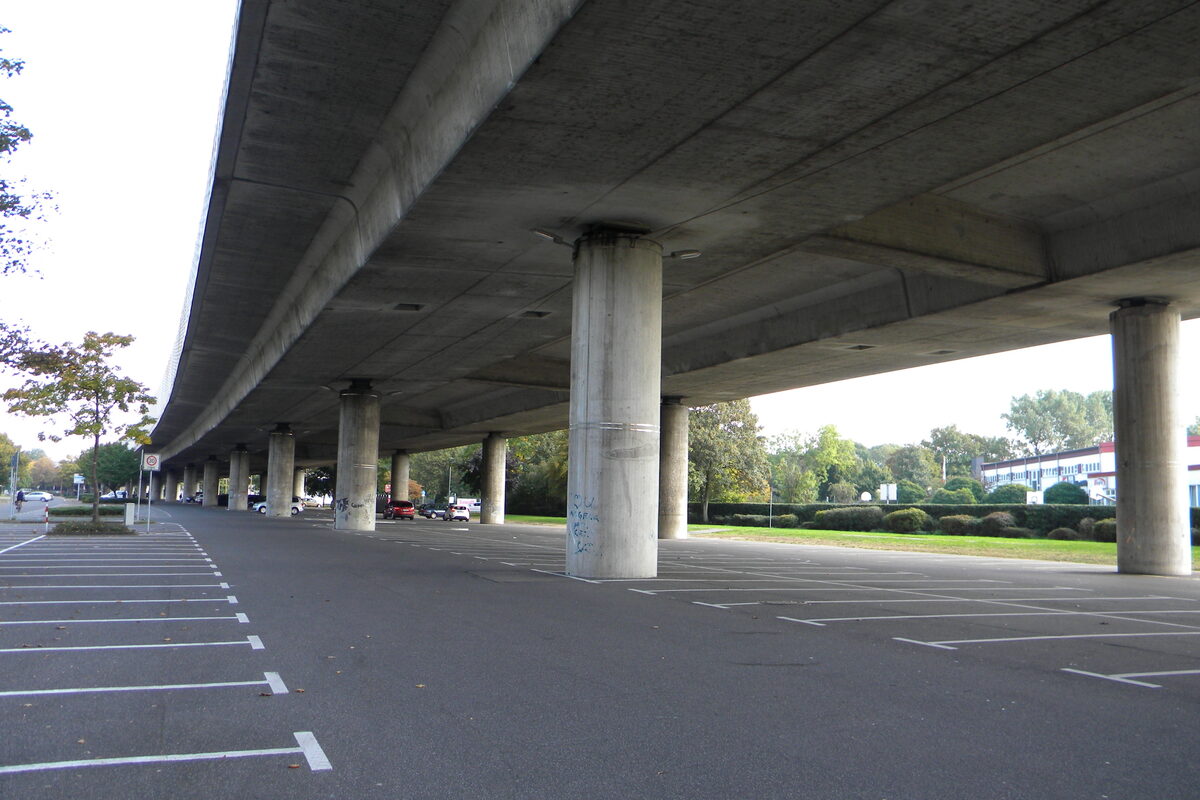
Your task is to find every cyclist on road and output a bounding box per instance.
[15,489,24,512]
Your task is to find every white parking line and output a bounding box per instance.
[0,672,288,698]
[0,583,231,590]
[0,614,247,626]
[0,635,265,654]
[0,535,47,554]
[0,597,237,606]
[779,609,1200,625]
[0,731,330,774]
[897,631,1200,649]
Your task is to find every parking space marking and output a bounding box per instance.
[897,631,1200,649]
[0,582,231,590]
[0,571,221,578]
[0,671,289,698]
[779,609,1200,625]
[0,614,248,626]
[0,635,265,654]
[0,596,238,606]
[0,535,46,555]
[0,731,331,775]
[1062,667,1200,689]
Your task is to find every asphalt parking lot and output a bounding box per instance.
[2,505,1198,798]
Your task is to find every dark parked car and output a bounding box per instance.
[383,499,415,520]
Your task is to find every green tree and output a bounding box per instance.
[896,479,927,503]
[986,483,1032,503]
[689,400,769,521]
[506,430,569,514]
[1,28,52,276]
[931,487,976,504]
[1003,389,1113,456]
[1188,416,1199,436]
[943,475,985,502]
[409,444,478,502]
[767,426,859,503]
[94,443,141,494]
[3,332,155,522]
[886,445,940,488]
[1044,481,1088,505]
[923,426,1015,477]
[28,454,56,489]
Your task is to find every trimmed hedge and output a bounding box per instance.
[813,506,884,532]
[939,515,980,536]
[884,508,931,533]
[51,520,133,535]
[50,507,123,517]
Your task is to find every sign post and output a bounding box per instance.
[141,453,161,533]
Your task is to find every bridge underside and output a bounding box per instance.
[150,0,1199,573]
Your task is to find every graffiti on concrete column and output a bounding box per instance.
[568,493,598,554]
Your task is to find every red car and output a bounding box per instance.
[383,499,415,520]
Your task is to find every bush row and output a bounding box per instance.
[50,507,123,517]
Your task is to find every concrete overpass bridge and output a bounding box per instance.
[149,0,1200,576]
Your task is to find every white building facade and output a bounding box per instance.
[978,435,1200,506]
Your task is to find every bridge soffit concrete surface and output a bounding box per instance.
[152,0,1200,468]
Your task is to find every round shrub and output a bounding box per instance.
[944,476,986,502]
[1077,517,1095,539]
[979,511,1017,536]
[930,487,977,505]
[1093,519,1117,543]
[1044,481,1088,505]
[884,507,931,533]
[1047,527,1086,541]
[939,514,980,535]
[730,514,771,527]
[776,514,799,529]
[986,484,1032,503]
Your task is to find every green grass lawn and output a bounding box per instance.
[506,515,1200,569]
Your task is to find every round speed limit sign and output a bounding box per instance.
[142,453,161,471]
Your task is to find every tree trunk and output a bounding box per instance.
[701,474,711,523]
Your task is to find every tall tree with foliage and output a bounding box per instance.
[409,444,478,502]
[886,445,940,489]
[1,27,52,276]
[3,332,155,522]
[923,425,1013,477]
[689,400,769,521]
[94,443,141,494]
[1003,389,1113,455]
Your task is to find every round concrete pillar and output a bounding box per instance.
[147,471,160,502]
[566,227,662,578]
[228,447,249,512]
[202,458,220,507]
[391,451,410,501]
[1111,300,1191,576]
[335,380,380,531]
[182,464,197,502]
[266,425,296,517]
[658,399,689,539]
[293,468,306,501]
[164,470,180,503]
[481,434,506,525]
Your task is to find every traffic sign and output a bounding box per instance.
[142,453,162,471]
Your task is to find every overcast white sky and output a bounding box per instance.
[1,3,1197,462]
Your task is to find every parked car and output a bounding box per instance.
[100,490,128,500]
[23,490,52,502]
[383,499,415,520]
[184,490,203,503]
[419,504,446,519]
[444,504,470,522]
[252,496,303,516]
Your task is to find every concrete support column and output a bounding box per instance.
[148,471,160,502]
[227,447,249,512]
[266,424,295,518]
[391,451,410,501]
[202,458,220,507]
[1110,299,1191,576]
[566,226,662,578]
[658,398,689,540]
[164,470,179,503]
[481,434,506,525]
[335,380,380,531]
[293,468,306,501]
[182,464,196,501]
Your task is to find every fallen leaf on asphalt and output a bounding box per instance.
[77,739,85,744]
[259,692,272,697]
[415,684,426,688]
[56,626,66,630]
[288,764,301,769]
[294,689,305,693]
